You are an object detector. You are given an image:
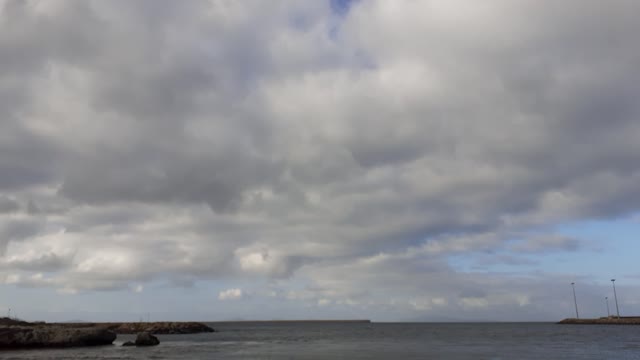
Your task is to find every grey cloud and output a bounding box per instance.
[0,0,640,320]
[0,217,44,253]
[3,251,74,272]
[458,288,487,300]
[470,254,538,269]
[510,235,581,254]
[25,199,39,215]
[0,195,19,213]
[0,128,62,191]
[59,148,283,212]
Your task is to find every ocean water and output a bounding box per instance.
[3,322,640,359]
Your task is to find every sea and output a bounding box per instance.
[3,322,640,359]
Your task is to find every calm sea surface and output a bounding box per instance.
[3,322,640,359]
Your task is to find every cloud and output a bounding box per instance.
[0,196,19,213]
[510,235,581,254]
[0,0,639,320]
[218,288,243,301]
[1,251,74,272]
[0,216,45,254]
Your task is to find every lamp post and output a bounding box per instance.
[611,279,620,318]
[571,282,579,319]
[605,297,610,317]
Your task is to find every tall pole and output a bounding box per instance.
[605,297,610,317]
[611,279,620,318]
[571,282,579,319]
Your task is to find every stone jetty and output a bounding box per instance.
[66,321,215,334]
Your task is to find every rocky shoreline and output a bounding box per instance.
[0,318,214,350]
[0,326,117,349]
[558,317,640,325]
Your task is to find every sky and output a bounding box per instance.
[1,0,640,322]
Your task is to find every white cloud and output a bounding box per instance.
[459,297,490,309]
[218,288,243,301]
[4,274,20,285]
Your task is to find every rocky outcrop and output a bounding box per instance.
[121,332,161,347]
[0,318,32,327]
[134,332,159,346]
[0,326,116,349]
[0,318,212,349]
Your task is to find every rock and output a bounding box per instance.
[0,326,116,349]
[0,317,33,327]
[134,331,159,346]
[122,341,135,346]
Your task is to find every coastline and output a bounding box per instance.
[0,318,214,349]
[558,317,640,325]
[209,319,371,324]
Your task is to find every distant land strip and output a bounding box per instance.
[558,317,640,325]
[209,320,371,323]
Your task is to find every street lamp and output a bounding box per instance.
[611,279,620,318]
[571,282,579,319]
[605,297,610,318]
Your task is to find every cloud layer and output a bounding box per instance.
[1,0,640,320]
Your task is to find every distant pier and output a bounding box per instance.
[558,317,640,325]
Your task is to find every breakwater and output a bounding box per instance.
[558,317,640,325]
[63,321,214,334]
